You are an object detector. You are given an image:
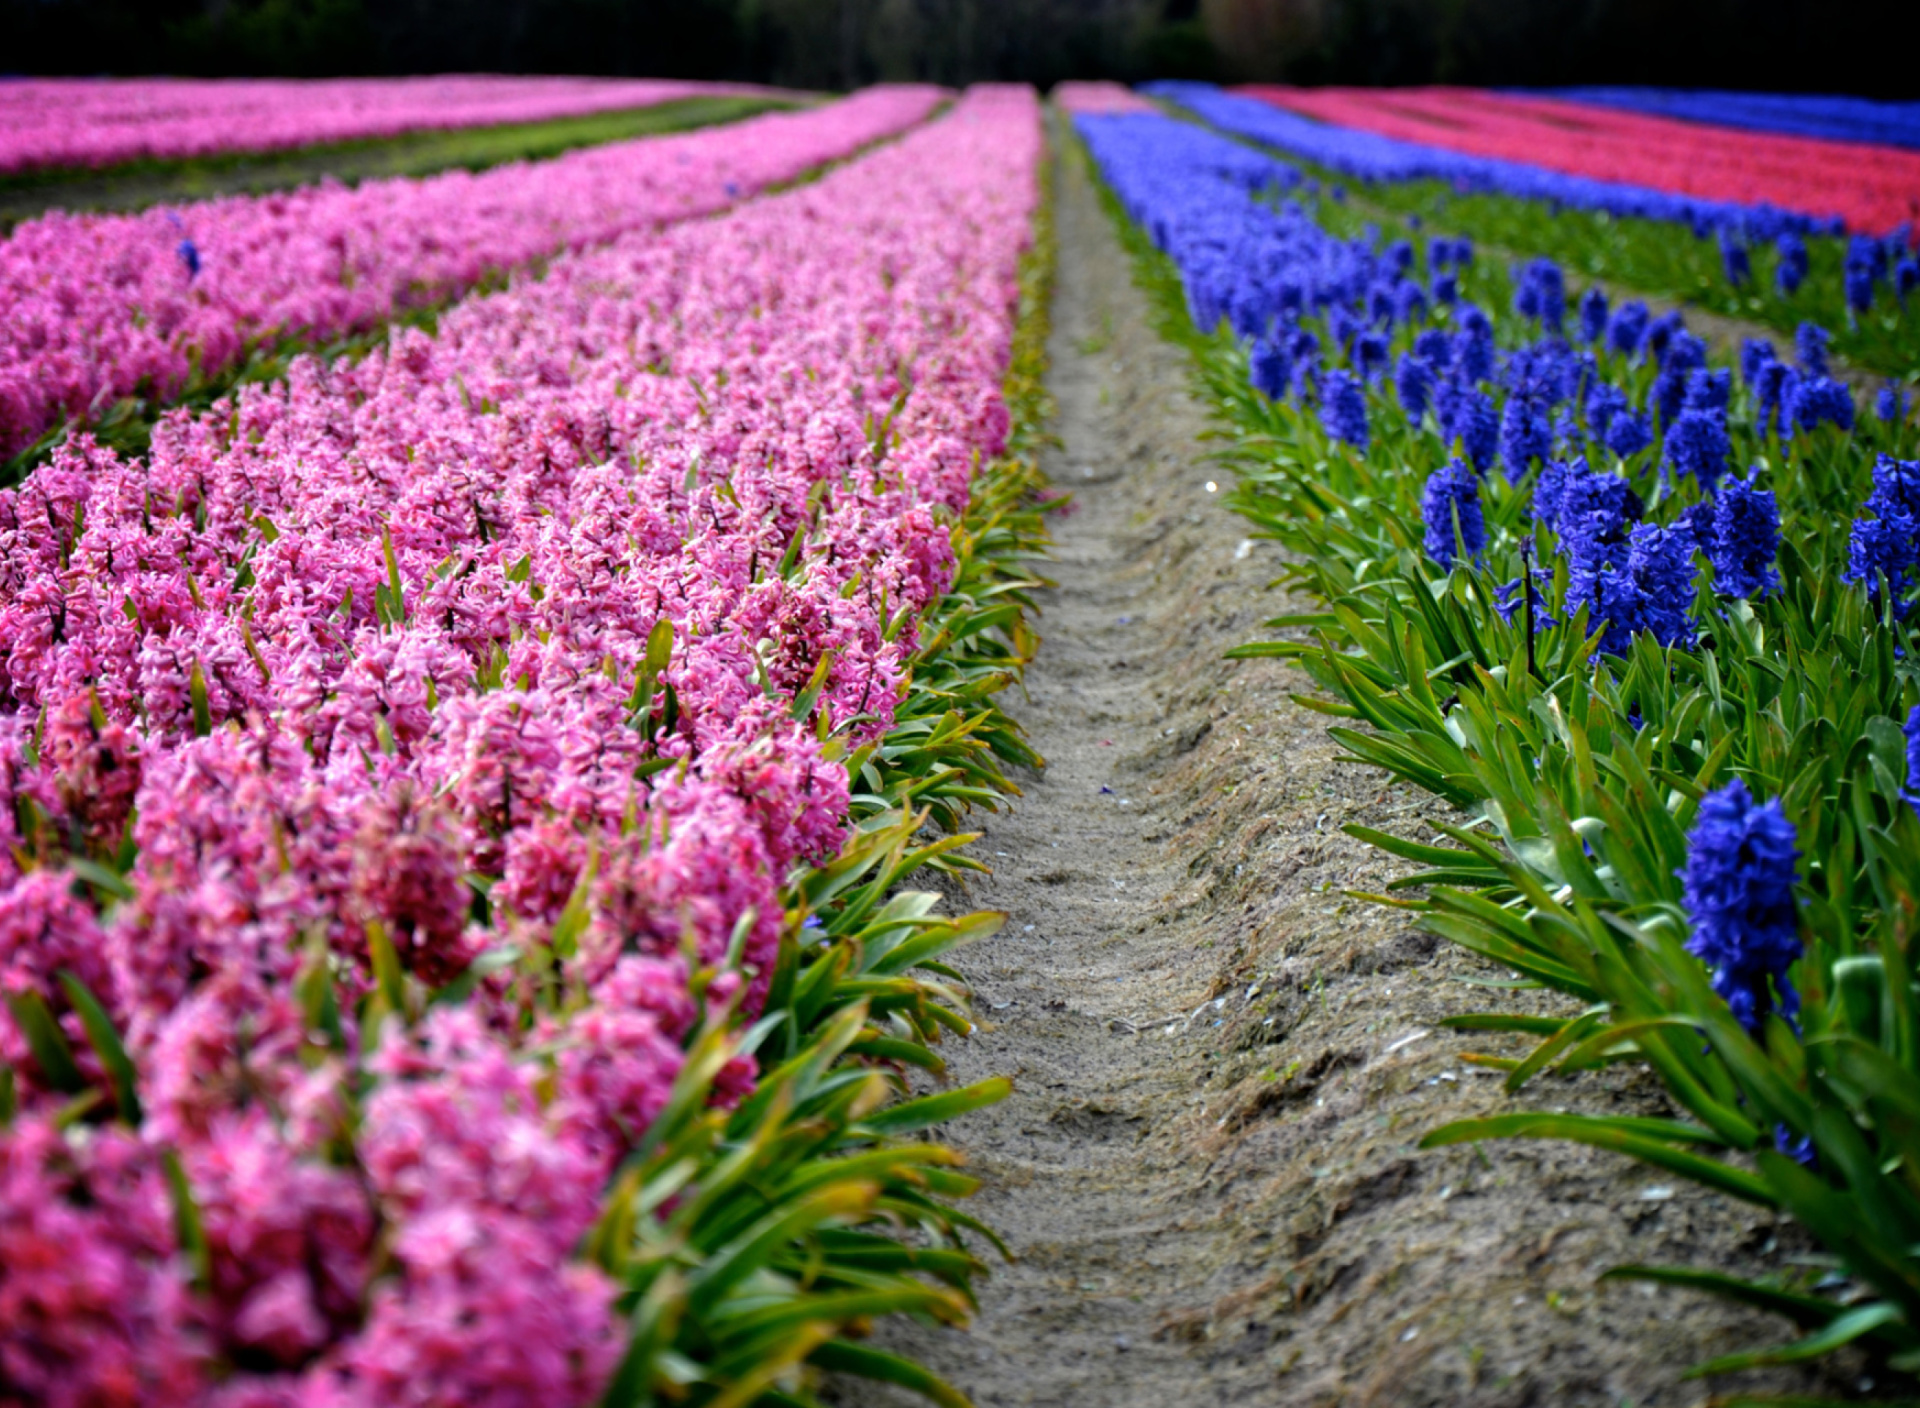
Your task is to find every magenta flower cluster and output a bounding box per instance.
[0,86,945,460]
[0,76,782,175]
[0,83,1042,1407]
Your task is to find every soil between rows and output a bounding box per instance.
[837,128,1857,1407]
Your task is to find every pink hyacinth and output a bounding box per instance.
[0,83,1044,1403]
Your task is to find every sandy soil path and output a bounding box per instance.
[841,125,1854,1408]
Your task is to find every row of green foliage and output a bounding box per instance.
[10,112,1051,1408]
[1075,125,1920,1397]
[0,96,921,490]
[1150,97,1920,381]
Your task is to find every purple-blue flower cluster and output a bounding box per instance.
[1321,369,1370,450]
[1844,454,1920,611]
[1680,778,1804,1037]
[1710,473,1783,599]
[1422,457,1485,569]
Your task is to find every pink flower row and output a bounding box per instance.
[0,83,1042,1407]
[0,85,945,461]
[1050,81,1156,116]
[0,75,787,175]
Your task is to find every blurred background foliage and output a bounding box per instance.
[2,0,1913,104]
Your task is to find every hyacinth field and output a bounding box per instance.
[1068,79,1920,1394]
[4,62,1920,1408]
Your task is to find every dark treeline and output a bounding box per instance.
[5,0,1914,98]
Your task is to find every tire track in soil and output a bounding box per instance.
[837,128,1854,1407]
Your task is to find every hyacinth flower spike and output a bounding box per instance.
[1904,705,1920,817]
[1420,457,1484,570]
[1679,778,1804,1038]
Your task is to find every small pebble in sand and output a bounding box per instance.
[1204,480,1218,492]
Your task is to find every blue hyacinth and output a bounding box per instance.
[1680,778,1803,1037]
[1665,408,1731,492]
[1585,381,1628,440]
[1739,337,1777,387]
[1606,301,1649,356]
[1755,362,1794,437]
[1564,547,1640,655]
[1789,376,1855,434]
[1394,280,1428,325]
[1354,330,1390,380]
[1395,353,1434,421]
[1844,454,1920,611]
[1652,332,1707,425]
[1456,307,1496,383]
[1903,705,1920,815]
[1899,258,1920,308]
[1550,405,1585,456]
[1320,369,1369,451]
[1685,368,1731,414]
[1846,262,1876,315]
[1710,473,1782,599]
[1498,395,1550,482]
[1646,310,1684,366]
[1513,258,1566,330]
[1775,233,1808,296]
[1628,523,1697,647]
[1719,231,1751,287]
[1557,462,1638,539]
[1250,336,1291,400]
[1794,321,1829,377]
[1413,326,1452,367]
[1532,458,1570,528]
[1678,500,1717,549]
[1494,568,1556,629]
[177,238,200,278]
[1846,233,1886,315]
[1605,408,1654,460]
[1432,271,1458,305]
[1448,387,1499,472]
[1366,284,1394,326]
[1578,287,1608,343]
[1421,457,1484,569]
[1877,383,1910,424]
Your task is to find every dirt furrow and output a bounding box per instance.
[839,128,1853,1408]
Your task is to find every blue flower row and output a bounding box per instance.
[1081,105,1920,1043]
[1539,86,1920,154]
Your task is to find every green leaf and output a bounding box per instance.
[365,918,407,1015]
[789,649,836,723]
[598,1270,685,1408]
[854,1077,1010,1137]
[683,1183,876,1320]
[63,857,133,901]
[163,1148,211,1290]
[189,657,212,737]
[5,989,83,1093]
[1685,1302,1905,1377]
[1601,1265,1851,1330]
[808,1340,971,1408]
[1419,1113,1774,1204]
[56,971,140,1125]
